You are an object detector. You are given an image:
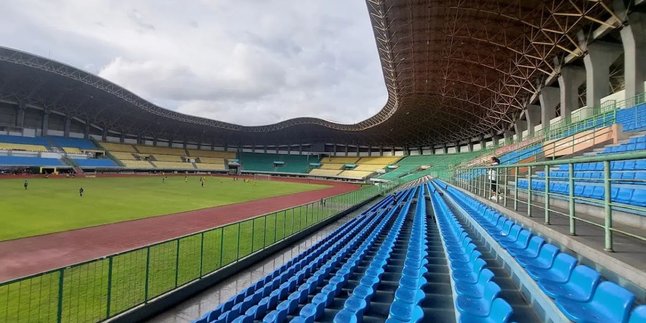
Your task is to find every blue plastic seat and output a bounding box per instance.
[525,252,577,282]
[455,269,495,298]
[387,299,424,322]
[500,229,531,250]
[629,305,646,323]
[582,186,595,198]
[631,189,646,207]
[592,186,605,199]
[452,259,487,284]
[616,188,634,204]
[539,265,601,301]
[517,244,560,268]
[508,236,544,258]
[556,281,636,323]
[456,281,501,316]
[459,298,513,323]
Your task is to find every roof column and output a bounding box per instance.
[620,10,646,100]
[41,109,50,136]
[442,145,447,154]
[503,130,513,145]
[514,119,527,142]
[84,119,90,139]
[120,133,125,144]
[298,144,302,155]
[15,101,25,128]
[379,146,384,156]
[102,127,107,142]
[467,143,473,153]
[153,137,158,147]
[491,133,500,148]
[391,146,395,156]
[345,144,349,157]
[525,105,541,137]
[558,66,586,123]
[64,114,71,137]
[480,135,486,151]
[583,41,622,116]
[539,87,560,133]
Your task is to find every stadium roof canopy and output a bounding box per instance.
[0,0,621,147]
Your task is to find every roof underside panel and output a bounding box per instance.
[0,0,619,146]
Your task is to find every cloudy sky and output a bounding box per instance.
[0,0,387,126]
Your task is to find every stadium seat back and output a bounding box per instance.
[629,305,646,323]
[568,265,602,300]
[590,281,636,322]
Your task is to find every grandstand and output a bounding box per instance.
[239,152,317,174]
[310,156,401,180]
[1,1,646,323]
[378,151,481,182]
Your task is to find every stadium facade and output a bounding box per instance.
[0,0,641,153]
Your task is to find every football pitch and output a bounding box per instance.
[0,176,329,241]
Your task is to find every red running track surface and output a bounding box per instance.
[0,177,358,281]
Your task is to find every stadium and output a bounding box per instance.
[1,1,645,322]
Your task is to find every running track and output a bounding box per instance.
[0,178,358,281]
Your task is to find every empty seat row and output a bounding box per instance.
[295,188,416,323]
[538,170,646,182]
[439,181,644,323]
[516,178,646,208]
[195,196,387,322]
[194,188,415,323]
[429,182,513,323]
[386,186,428,322]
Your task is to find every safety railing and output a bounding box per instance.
[0,182,397,323]
[452,151,646,253]
[457,92,646,169]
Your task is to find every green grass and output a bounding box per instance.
[0,185,385,323]
[0,176,329,241]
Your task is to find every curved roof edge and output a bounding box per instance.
[0,45,397,133]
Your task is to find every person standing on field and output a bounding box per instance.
[23,179,28,190]
[79,187,84,197]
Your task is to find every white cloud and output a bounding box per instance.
[0,0,387,126]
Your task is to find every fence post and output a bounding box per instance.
[219,228,224,267]
[236,223,241,260]
[174,239,180,287]
[263,214,268,248]
[282,210,287,239]
[106,256,113,318]
[198,232,204,278]
[527,166,532,217]
[503,167,508,207]
[514,166,519,211]
[142,246,151,302]
[56,268,64,323]
[251,218,255,252]
[568,163,576,235]
[544,165,550,224]
[603,160,613,251]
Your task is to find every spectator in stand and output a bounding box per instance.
[489,156,501,201]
